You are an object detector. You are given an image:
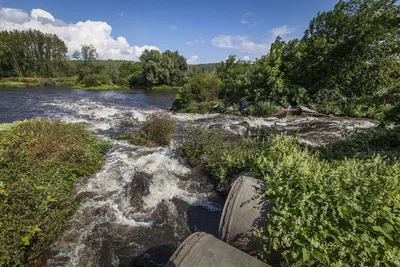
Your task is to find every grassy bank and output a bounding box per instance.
[0,119,109,266]
[0,77,77,88]
[177,126,400,266]
[72,84,130,90]
[150,85,182,91]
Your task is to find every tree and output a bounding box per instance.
[297,0,400,114]
[81,45,98,61]
[0,29,68,77]
[217,55,251,99]
[138,49,188,87]
[72,50,81,60]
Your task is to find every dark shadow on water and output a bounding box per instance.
[127,244,176,267]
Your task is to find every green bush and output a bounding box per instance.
[253,136,400,266]
[171,74,222,112]
[180,100,225,114]
[82,73,111,87]
[0,119,109,266]
[177,127,268,182]
[249,101,281,116]
[114,77,130,87]
[118,114,177,147]
[151,85,182,91]
[319,126,400,162]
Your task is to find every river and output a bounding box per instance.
[0,87,376,267]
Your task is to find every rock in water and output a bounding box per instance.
[283,101,292,110]
[239,97,250,115]
[299,105,318,114]
[127,171,152,204]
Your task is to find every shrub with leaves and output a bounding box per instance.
[118,114,177,147]
[249,101,281,116]
[253,136,400,266]
[0,119,109,266]
[177,126,268,182]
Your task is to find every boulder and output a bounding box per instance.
[299,105,318,114]
[239,98,250,114]
[283,101,292,110]
[40,78,56,87]
[226,105,236,111]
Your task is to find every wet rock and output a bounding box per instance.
[299,105,318,114]
[239,97,250,115]
[226,105,236,111]
[273,94,280,103]
[40,78,56,87]
[74,191,98,202]
[127,171,152,204]
[283,101,292,109]
[211,104,220,111]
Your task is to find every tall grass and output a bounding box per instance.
[0,119,109,266]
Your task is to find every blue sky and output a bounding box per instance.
[0,0,339,63]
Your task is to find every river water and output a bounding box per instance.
[0,88,377,267]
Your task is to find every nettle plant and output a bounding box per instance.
[253,136,400,266]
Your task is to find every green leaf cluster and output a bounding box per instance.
[0,119,109,266]
[253,135,400,266]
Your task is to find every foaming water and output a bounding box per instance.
[0,88,376,266]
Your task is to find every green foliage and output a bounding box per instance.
[150,85,182,91]
[249,101,281,116]
[81,44,98,61]
[118,114,177,147]
[0,119,109,266]
[82,73,111,87]
[0,29,68,78]
[177,125,400,266]
[171,74,222,111]
[180,100,225,114]
[217,55,251,99]
[252,136,400,266]
[177,127,268,182]
[138,49,188,88]
[319,126,400,161]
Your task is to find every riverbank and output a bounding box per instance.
[0,77,77,88]
[0,77,129,90]
[0,119,109,266]
[72,84,130,90]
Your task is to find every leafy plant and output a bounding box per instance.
[249,101,281,116]
[118,114,177,147]
[0,119,109,266]
[253,136,400,266]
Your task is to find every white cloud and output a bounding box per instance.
[119,12,124,17]
[211,35,270,55]
[187,55,198,64]
[243,56,251,61]
[0,7,160,60]
[212,25,296,57]
[169,25,177,31]
[31,9,55,22]
[185,39,206,45]
[240,20,248,24]
[0,8,29,23]
[269,25,295,38]
[245,12,254,16]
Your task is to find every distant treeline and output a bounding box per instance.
[0,30,70,77]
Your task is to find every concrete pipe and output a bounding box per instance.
[218,175,268,256]
[165,232,270,267]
